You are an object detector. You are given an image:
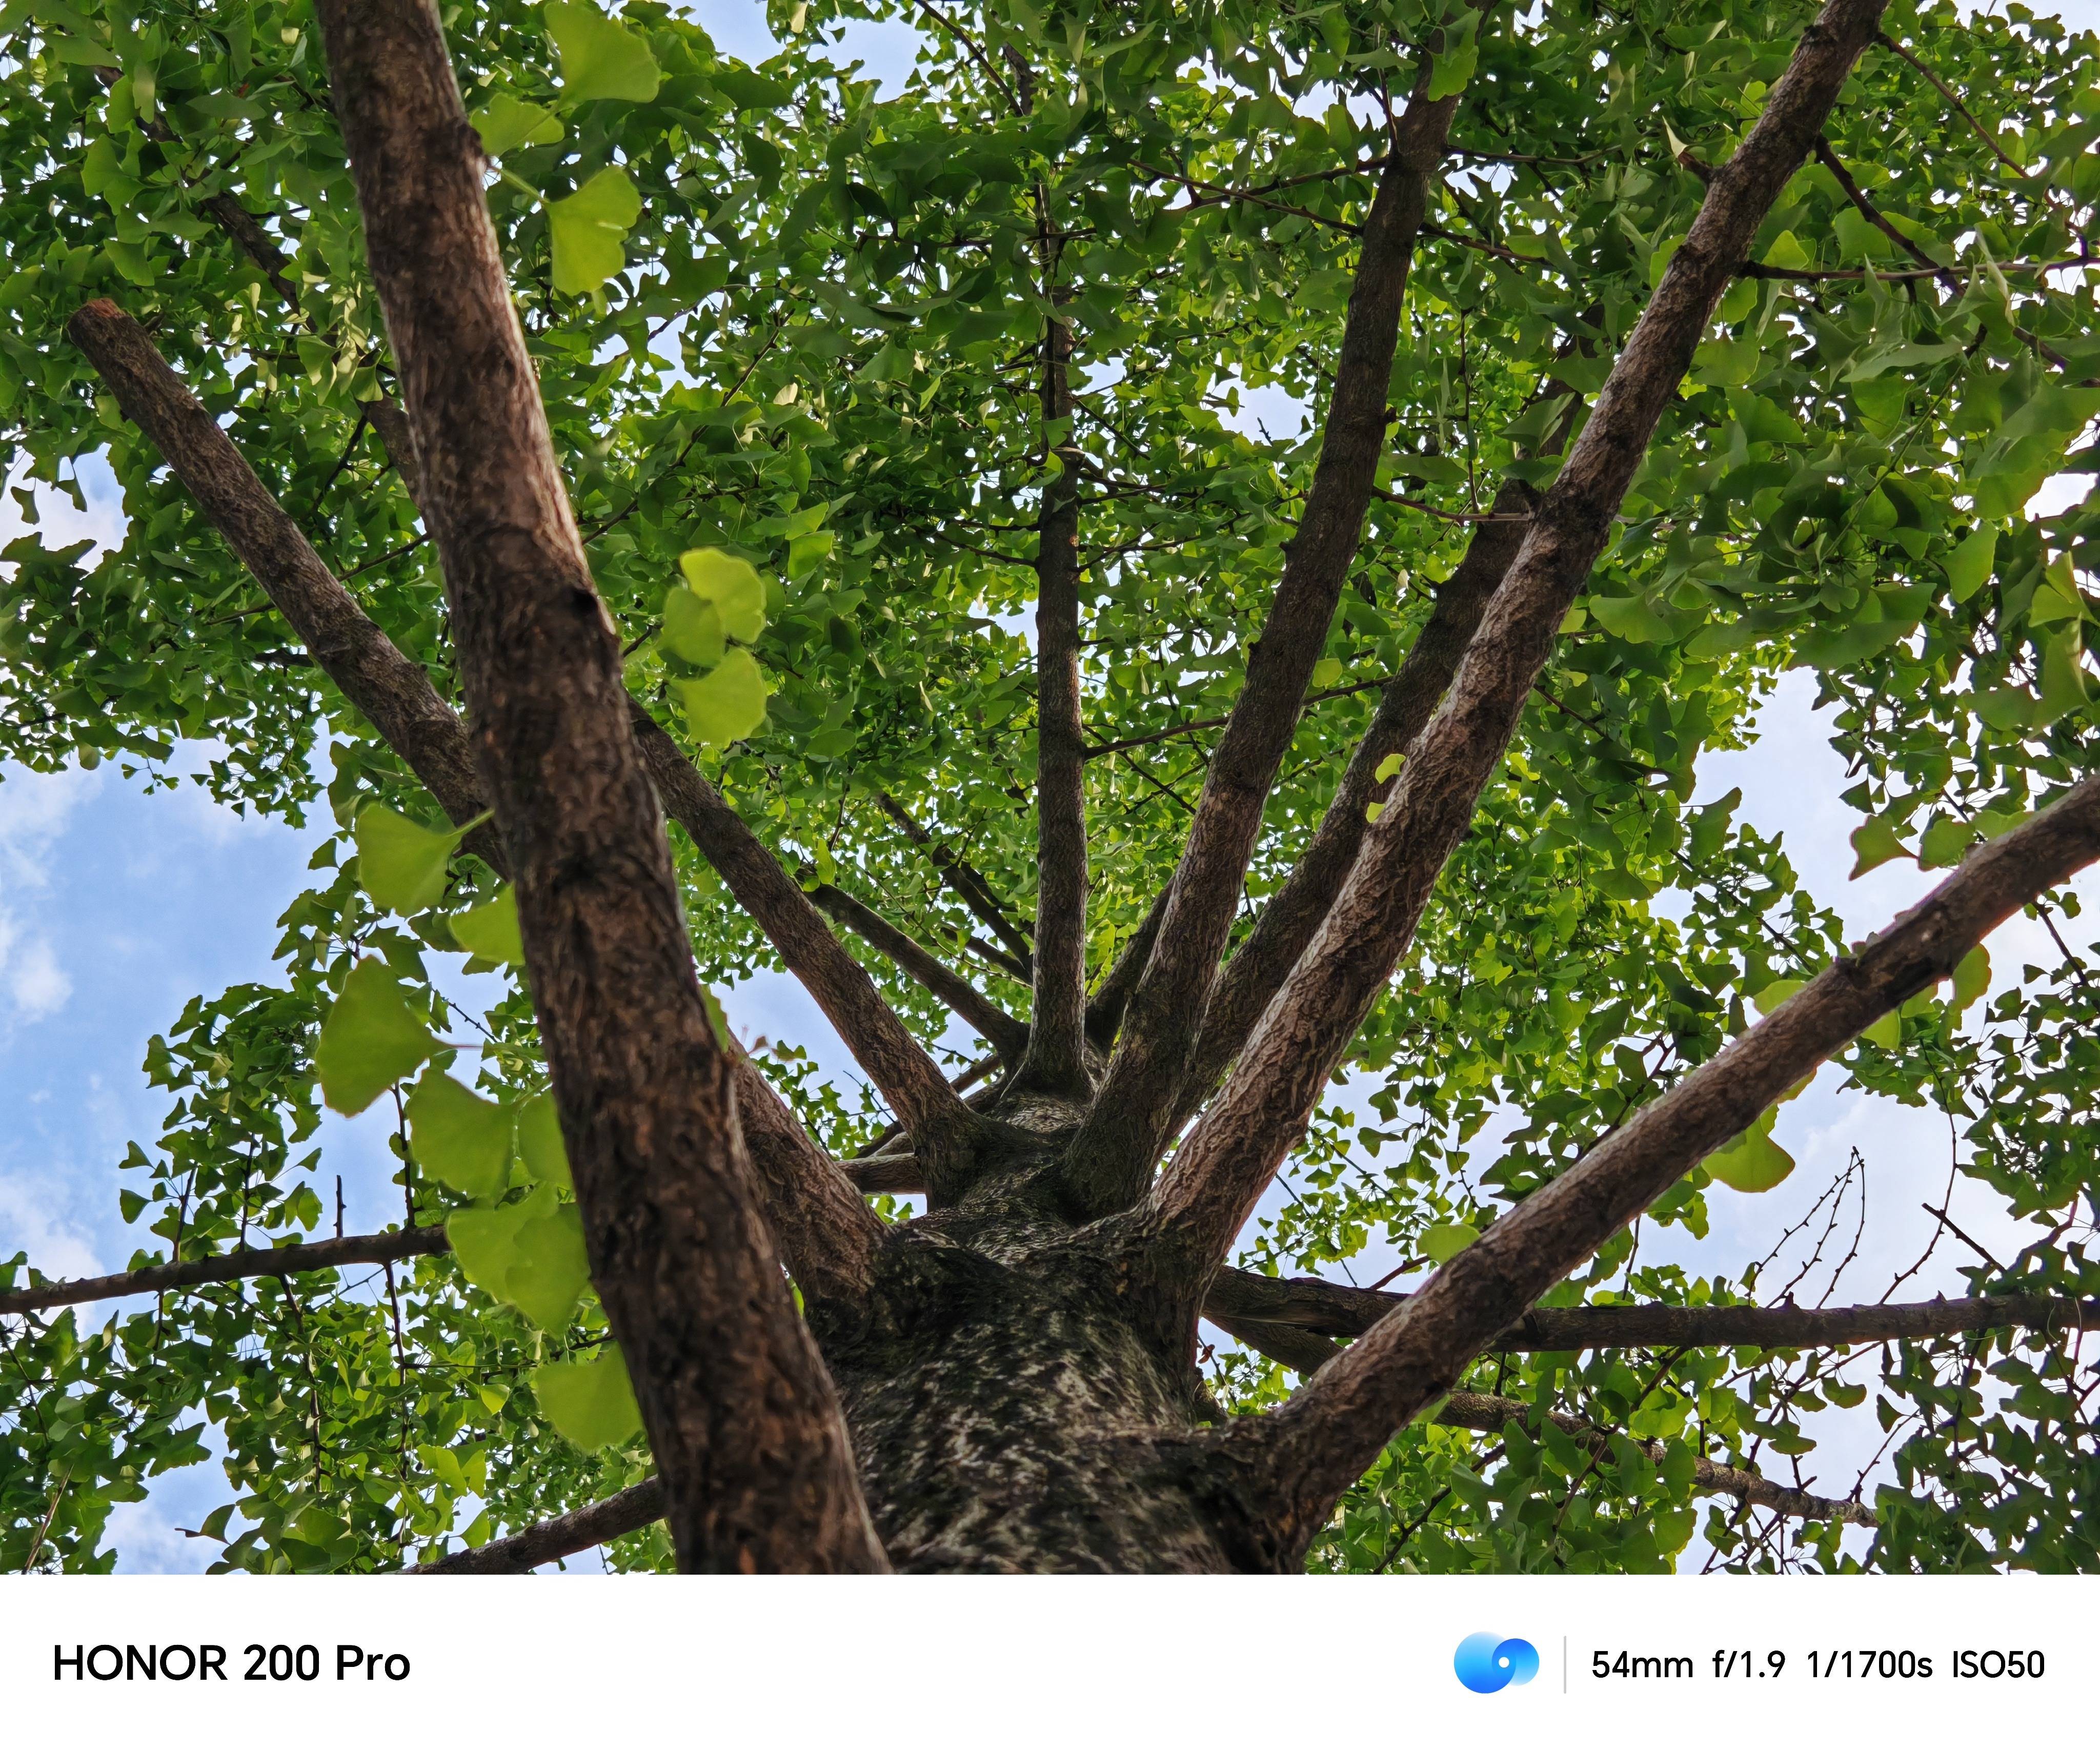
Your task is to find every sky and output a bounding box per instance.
[2,0,2095,1572]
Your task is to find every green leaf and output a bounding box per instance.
[1310,656,1343,689]
[1848,817,1909,879]
[544,1,660,103]
[452,887,525,965]
[1374,752,1404,783]
[1751,978,1806,1016]
[1421,1221,1480,1265]
[516,1092,573,1193]
[532,1346,641,1452]
[1949,944,1990,1018]
[677,547,766,642]
[470,93,563,157]
[1761,228,1811,271]
[446,1183,589,1330]
[1702,1107,1795,1193]
[1688,787,1741,862]
[1861,1009,1902,1049]
[548,165,641,297]
[679,647,769,747]
[2028,553,2086,628]
[1424,8,1479,99]
[1917,813,1971,869]
[117,1187,146,1223]
[1588,593,1680,645]
[355,805,475,916]
[2038,627,2091,721]
[315,959,436,1115]
[661,587,725,667]
[1945,526,1997,602]
[405,1070,514,1200]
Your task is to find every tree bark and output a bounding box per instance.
[1064,90,1460,1215]
[1017,306,1092,1098]
[1241,767,2100,1561]
[1143,0,1893,1297]
[313,0,882,1572]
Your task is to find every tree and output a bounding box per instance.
[1,0,2096,1574]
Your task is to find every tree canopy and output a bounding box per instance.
[1,0,2097,1575]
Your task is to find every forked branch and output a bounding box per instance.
[1063,77,1466,1213]
[1143,0,1894,1295]
[1243,769,2100,1559]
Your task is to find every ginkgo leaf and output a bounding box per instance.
[680,647,769,747]
[315,959,436,1115]
[447,1183,589,1330]
[1702,1107,1795,1193]
[1424,8,1478,99]
[355,805,477,915]
[548,165,641,297]
[678,547,766,643]
[1848,817,1909,879]
[1949,944,1991,1017]
[1945,526,1997,602]
[1421,1223,1480,1266]
[1750,978,1806,1016]
[452,887,526,965]
[532,1346,642,1452]
[1861,1009,1902,1049]
[405,1069,513,1200]
[516,1092,573,1193]
[1917,814,1972,869]
[660,586,726,667]
[544,1,660,104]
[1310,657,1343,689]
[470,92,563,157]
[1374,752,1404,783]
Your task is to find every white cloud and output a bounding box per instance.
[0,1172,103,1281]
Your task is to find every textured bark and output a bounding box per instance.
[1018,308,1092,1098]
[1243,767,2100,1559]
[732,1059,884,1309]
[1144,0,1892,1292]
[633,704,988,1183]
[805,881,1029,1063]
[314,0,882,1573]
[1064,94,1459,1216]
[67,300,487,856]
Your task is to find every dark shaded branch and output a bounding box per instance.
[1244,765,2100,1559]
[315,0,882,1573]
[1080,673,1399,762]
[1143,0,1893,1309]
[1017,302,1091,1098]
[1205,1268,2100,1353]
[1874,29,2032,178]
[636,706,987,1182]
[1063,88,1462,1216]
[68,300,490,861]
[804,882,1029,1062]
[0,1228,447,1318]
[731,1059,883,1308]
[414,1478,665,1572]
[876,790,1035,974]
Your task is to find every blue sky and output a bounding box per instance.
[3,0,2095,1570]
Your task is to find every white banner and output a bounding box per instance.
[1,1575,2086,1746]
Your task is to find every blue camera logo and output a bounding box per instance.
[1453,1633,1540,1695]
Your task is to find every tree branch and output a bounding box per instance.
[804,881,1029,1062]
[67,300,490,861]
[314,0,882,1572]
[1140,0,1893,1308]
[636,706,988,1184]
[1018,295,1091,1098]
[68,306,885,1313]
[0,1228,447,1319]
[876,790,1035,975]
[1239,767,2100,1561]
[1205,1268,2100,1353]
[1083,882,1169,1051]
[414,1478,664,1572]
[1062,85,1463,1215]
[731,1058,884,1309]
